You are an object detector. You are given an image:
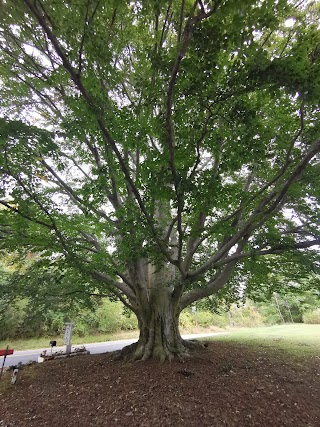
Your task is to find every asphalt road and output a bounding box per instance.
[1,332,225,367]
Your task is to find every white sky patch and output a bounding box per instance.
[284,18,295,28]
[23,43,53,68]
[253,30,262,41]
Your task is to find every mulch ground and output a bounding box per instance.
[0,341,319,427]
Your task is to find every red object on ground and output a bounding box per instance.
[0,349,14,356]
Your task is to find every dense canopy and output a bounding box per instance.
[0,0,319,360]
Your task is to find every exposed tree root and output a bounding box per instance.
[111,338,208,362]
[112,342,138,361]
[182,339,209,350]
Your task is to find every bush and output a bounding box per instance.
[179,310,194,329]
[303,308,320,324]
[179,309,229,329]
[229,303,265,327]
[94,300,137,333]
[73,321,89,337]
[119,313,138,330]
[210,312,229,328]
[0,299,27,340]
[256,303,282,325]
[194,310,215,327]
[42,310,65,336]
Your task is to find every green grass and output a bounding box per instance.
[0,330,139,351]
[210,324,320,357]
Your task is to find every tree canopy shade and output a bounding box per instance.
[0,0,320,360]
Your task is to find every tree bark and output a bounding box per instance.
[130,286,187,362]
[115,278,200,362]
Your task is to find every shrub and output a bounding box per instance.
[94,300,138,333]
[229,303,265,327]
[179,310,194,329]
[256,303,282,325]
[303,308,320,324]
[95,300,124,333]
[119,312,138,330]
[73,321,90,337]
[0,299,27,339]
[179,309,229,329]
[45,310,65,335]
[210,312,229,328]
[194,310,215,327]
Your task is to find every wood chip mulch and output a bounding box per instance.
[0,341,319,427]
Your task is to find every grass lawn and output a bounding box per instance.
[210,323,320,357]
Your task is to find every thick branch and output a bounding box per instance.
[40,158,113,222]
[217,238,320,266]
[24,0,175,264]
[90,270,136,300]
[187,137,320,279]
[181,236,247,308]
[265,138,320,214]
[181,262,236,309]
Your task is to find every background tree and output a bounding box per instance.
[0,0,319,360]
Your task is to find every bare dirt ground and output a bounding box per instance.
[0,341,319,427]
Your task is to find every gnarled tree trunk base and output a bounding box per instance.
[112,288,208,362]
[112,336,208,362]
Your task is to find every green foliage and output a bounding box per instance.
[180,303,265,329]
[0,298,26,339]
[256,302,282,325]
[229,303,265,327]
[302,308,320,324]
[193,310,216,328]
[209,313,229,329]
[0,0,319,329]
[0,256,137,339]
[179,308,229,329]
[0,297,138,340]
[95,300,138,333]
[179,310,194,329]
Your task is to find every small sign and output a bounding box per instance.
[64,323,74,354]
[0,347,14,381]
[11,368,19,384]
[192,306,196,314]
[64,323,73,345]
[0,349,14,356]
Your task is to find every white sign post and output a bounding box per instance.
[192,306,197,327]
[64,323,74,354]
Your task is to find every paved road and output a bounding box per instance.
[1,332,225,367]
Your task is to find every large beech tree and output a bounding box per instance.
[0,0,320,360]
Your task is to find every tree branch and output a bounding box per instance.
[90,270,136,300]
[216,238,320,266]
[187,137,320,280]
[0,200,53,230]
[181,262,236,309]
[78,0,90,75]
[23,0,175,264]
[40,158,113,222]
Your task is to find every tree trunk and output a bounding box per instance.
[117,260,206,362]
[117,285,199,362]
[134,288,186,362]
